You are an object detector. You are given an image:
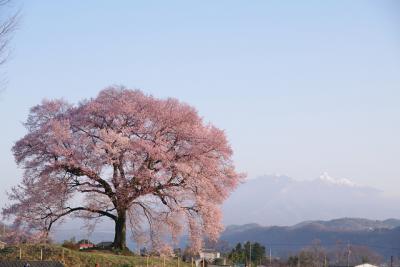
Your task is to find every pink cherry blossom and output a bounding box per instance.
[3,87,244,251]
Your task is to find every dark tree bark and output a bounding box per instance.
[113,210,127,250]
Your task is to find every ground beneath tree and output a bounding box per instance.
[0,244,190,267]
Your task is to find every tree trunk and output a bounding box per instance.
[113,210,127,250]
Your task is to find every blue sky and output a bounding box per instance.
[0,1,400,208]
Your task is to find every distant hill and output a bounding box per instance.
[291,217,400,231]
[221,218,400,259]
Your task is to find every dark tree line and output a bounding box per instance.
[228,242,266,265]
[286,241,382,267]
[225,240,384,267]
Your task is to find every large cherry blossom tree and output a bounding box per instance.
[3,88,242,251]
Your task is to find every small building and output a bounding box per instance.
[173,247,182,257]
[140,247,149,256]
[199,249,221,262]
[77,239,95,250]
[96,241,113,249]
[79,243,94,250]
[0,240,6,249]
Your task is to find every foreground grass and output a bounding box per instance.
[0,244,191,267]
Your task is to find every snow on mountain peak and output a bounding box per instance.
[318,172,357,187]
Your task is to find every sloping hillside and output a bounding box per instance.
[0,244,189,267]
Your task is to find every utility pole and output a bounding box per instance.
[347,243,351,267]
[391,255,393,267]
[269,247,272,266]
[249,242,252,267]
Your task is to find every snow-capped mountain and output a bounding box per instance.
[222,174,400,226]
[318,172,357,187]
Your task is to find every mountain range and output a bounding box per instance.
[220,218,400,259]
[222,173,400,226]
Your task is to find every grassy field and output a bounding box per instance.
[0,244,192,267]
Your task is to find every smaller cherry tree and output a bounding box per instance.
[3,87,243,252]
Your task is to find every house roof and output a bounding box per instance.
[200,249,219,253]
[77,239,94,245]
[96,241,113,246]
[0,261,64,267]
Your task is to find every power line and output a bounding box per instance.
[254,242,400,250]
